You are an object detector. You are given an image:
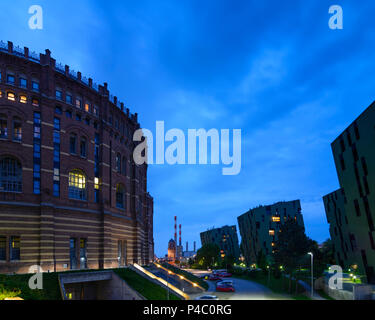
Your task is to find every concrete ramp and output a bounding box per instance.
[59,270,145,300]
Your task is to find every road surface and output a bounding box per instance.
[186,269,291,300]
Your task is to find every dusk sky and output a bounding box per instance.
[2,0,375,257]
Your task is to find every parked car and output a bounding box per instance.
[195,295,219,300]
[217,279,234,286]
[217,272,232,278]
[208,274,223,281]
[216,283,235,292]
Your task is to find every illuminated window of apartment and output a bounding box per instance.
[269,229,275,236]
[0,90,2,98]
[85,102,90,112]
[10,236,20,261]
[68,170,86,200]
[32,98,39,107]
[7,92,16,101]
[271,242,275,247]
[272,216,281,222]
[19,95,27,104]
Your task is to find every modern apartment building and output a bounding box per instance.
[0,41,154,274]
[200,225,240,260]
[323,101,375,283]
[237,200,304,266]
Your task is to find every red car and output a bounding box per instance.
[217,272,232,278]
[216,283,235,292]
[208,274,222,281]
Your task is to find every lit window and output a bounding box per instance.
[19,95,27,104]
[7,92,16,101]
[269,229,275,236]
[85,103,90,112]
[68,170,86,200]
[32,98,39,107]
[272,216,281,222]
[0,90,2,98]
[94,177,99,190]
[271,242,275,247]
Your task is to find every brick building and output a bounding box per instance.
[0,41,154,273]
[323,101,375,283]
[237,200,304,266]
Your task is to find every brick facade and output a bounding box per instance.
[0,41,154,274]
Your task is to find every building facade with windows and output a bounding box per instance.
[200,225,240,260]
[0,41,154,274]
[237,200,304,266]
[323,101,375,284]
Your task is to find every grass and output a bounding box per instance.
[0,272,61,300]
[114,268,181,300]
[161,263,209,290]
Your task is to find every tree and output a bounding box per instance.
[256,250,268,274]
[221,253,236,270]
[273,219,310,293]
[321,238,336,265]
[196,243,220,269]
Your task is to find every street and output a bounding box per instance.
[186,269,291,300]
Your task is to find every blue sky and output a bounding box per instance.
[2,0,375,257]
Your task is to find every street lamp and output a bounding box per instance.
[308,252,313,298]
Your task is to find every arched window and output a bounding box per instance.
[0,157,22,192]
[116,184,125,209]
[13,117,22,141]
[68,170,86,200]
[0,114,7,138]
[116,153,121,173]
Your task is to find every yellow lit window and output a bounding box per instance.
[94,177,99,189]
[7,92,15,101]
[269,229,275,236]
[85,103,90,112]
[272,216,281,222]
[20,95,27,104]
[271,242,275,247]
[0,91,2,98]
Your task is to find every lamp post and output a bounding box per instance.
[308,252,314,298]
